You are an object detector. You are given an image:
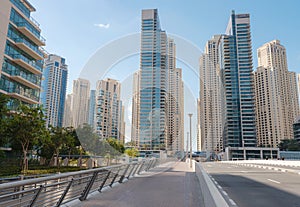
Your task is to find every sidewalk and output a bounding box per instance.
[72,161,204,207]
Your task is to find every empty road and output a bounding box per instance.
[202,162,300,207]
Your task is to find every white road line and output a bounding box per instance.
[267,179,281,184]
[229,198,237,206]
[222,190,228,196]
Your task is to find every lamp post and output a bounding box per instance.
[186,132,189,160]
[188,113,193,168]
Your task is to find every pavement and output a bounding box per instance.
[71,161,205,207]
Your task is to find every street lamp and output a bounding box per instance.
[188,113,193,168]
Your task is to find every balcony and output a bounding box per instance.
[8,54,43,75]
[7,86,39,105]
[15,22,45,46]
[2,62,41,89]
[13,38,44,60]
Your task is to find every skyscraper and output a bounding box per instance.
[88,89,96,127]
[95,78,124,141]
[131,70,141,146]
[255,40,300,147]
[137,9,169,150]
[199,35,223,153]
[41,54,68,127]
[167,38,184,154]
[72,78,90,128]
[0,0,46,108]
[219,11,256,148]
[63,93,73,127]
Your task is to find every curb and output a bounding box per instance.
[195,162,235,207]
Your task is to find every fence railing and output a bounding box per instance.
[0,158,169,207]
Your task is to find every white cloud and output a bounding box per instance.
[94,23,110,29]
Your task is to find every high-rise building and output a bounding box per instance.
[167,38,184,154]
[170,68,184,153]
[199,35,223,153]
[72,78,90,128]
[95,78,124,141]
[197,98,201,151]
[0,0,46,108]
[219,11,256,148]
[131,70,141,146]
[88,89,95,128]
[41,54,67,127]
[63,93,73,127]
[137,9,169,150]
[255,40,300,147]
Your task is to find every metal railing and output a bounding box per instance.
[0,158,168,207]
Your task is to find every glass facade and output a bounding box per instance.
[41,55,68,127]
[220,11,256,148]
[0,0,45,108]
[138,9,168,150]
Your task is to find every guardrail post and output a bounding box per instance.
[109,167,121,187]
[98,171,110,192]
[137,161,145,174]
[146,160,154,171]
[132,163,140,176]
[29,185,44,207]
[119,164,130,183]
[127,163,136,179]
[55,178,73,207]
[79,171,98,201]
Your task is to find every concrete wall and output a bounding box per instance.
[0,0,11,77]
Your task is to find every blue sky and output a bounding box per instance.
[29,0,300,145]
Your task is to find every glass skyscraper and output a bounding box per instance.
[41,54,68,127]
[0,0,46,109]
[219,11,256,148]
[138,9,169,150]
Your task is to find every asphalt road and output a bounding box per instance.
[202,162,300,207]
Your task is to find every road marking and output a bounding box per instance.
[240,171,247,173]
[222,190,228,196]
[229,198,237,206]
[267,179,280,184]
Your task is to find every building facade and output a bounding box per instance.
[88,89,95,128]
[41,54,67,127]
[137,9,169,150]
[131,70,141,146]
[167,38,184,154]
[255,40,300,147]
[95,78,124,141]
[219,11,256,148]
[293,116,300,144]
[0,0,46,108]
[199,35,223,153]
[63,93,73,127]
[72,78,90,128]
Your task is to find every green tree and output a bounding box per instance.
[0,94,9,147]
[5,104,47,173]
[279,139,300,151]
[125,148,139,157]
[76,124,99,155]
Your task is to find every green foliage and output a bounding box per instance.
[279,139,300,151]
[125,148,139,157]
[4,104,48,172]
[0,94,9,147]
[75,124,99,154]
[106,138,125,154]
[25,166,82,175]
[37,126,82,165]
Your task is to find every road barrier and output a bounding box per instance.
[0,158,169,207]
